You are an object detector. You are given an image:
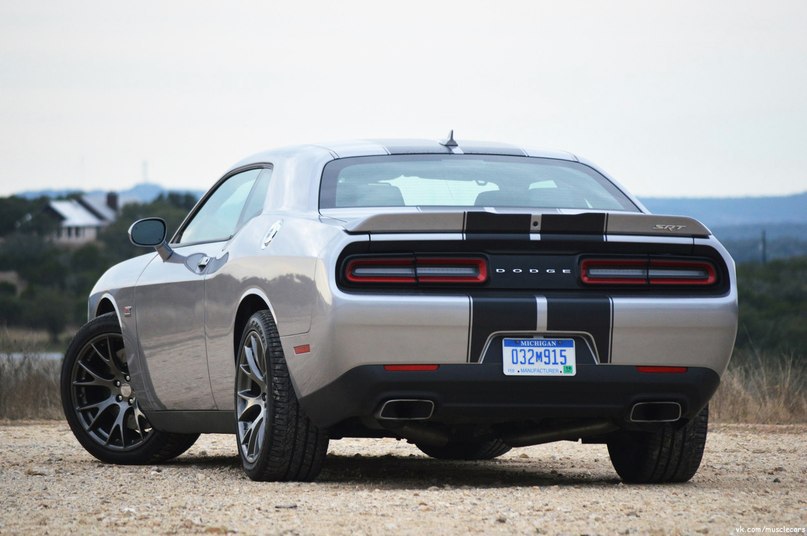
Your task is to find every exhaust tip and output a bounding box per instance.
[376,399,434,421]
[630,401,682,423]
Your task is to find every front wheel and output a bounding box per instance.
[61,313,199,464]
[235,310,329,481]
[607,404,709,483]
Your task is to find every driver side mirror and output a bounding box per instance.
[128,218,174,261]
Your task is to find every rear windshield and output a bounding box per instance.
[319,155,639,211]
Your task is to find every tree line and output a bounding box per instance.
[0,193,195,342]
[0,193,804,361]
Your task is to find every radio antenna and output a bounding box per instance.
[439,129,458,148]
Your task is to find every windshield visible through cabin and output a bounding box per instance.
[319,155,639,211]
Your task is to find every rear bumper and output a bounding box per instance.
[298,363,721,428]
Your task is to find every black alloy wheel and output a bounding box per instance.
[62,313,198,464]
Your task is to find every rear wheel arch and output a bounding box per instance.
[233,292,272,360]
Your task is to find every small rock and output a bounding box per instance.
[496,516,507,523]
[519,453,529,459]
[25,468,48,476]
[773,477,781,483]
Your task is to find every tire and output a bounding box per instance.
[416,439,512,460]
[61,313,199,465]
[235,310,329,481]
[607,404,709,483]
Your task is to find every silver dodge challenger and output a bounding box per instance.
[61,134,738,483]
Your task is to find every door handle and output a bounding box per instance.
[197,256,210,270]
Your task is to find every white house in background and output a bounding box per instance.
[45,193,119,246]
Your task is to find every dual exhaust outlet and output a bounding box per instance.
[376,399,682,424]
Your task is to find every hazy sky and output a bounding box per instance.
[1,1,806,198]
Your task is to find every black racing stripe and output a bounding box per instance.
[465,212,531,235]
[469,296,537,363]
[546,297,613,363]
[541,213,607,235]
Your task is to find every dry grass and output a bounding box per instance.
[711,350,806,424]
[0,346,62,421]
[1,329,804,423]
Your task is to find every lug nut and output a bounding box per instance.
[125,375,130,382]
[116,395,122,402]
[114,380,121,387]
[128,398,134,405]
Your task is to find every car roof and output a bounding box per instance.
[228,138,579,172]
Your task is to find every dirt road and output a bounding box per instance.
[1,422,804,535]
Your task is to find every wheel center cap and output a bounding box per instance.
[120,383,133,398]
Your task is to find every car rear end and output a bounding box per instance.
[288,149,737,455]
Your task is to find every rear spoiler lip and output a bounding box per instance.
[340,210,711,238]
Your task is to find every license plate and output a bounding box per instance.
[502,338,576,376]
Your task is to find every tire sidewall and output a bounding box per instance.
[235,315,273,476]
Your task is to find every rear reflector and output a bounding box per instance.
[383,364,440,372]
[636,366,688,374]
[581,258,716,286]
[345,256,487,285]
[293,344,311,355]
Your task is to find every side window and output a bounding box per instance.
[238,168,272,227]
[177,169,262,244]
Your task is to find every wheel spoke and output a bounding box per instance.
[105,406,127,446]
[243,335,266,389]
[77,397,116,413]
[132,404,147,439]
[245,412,264,457]
[76,361,114,387]
[90,342,111,366]
[236,391,263,421]
[87,398,117,430]
[108,336,127,374]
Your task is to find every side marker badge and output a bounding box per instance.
[123,306,133,317]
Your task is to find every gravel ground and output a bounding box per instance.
[0,422,805,535]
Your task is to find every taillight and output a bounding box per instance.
[648,260,716,285]
[344,256,488,285]
[580,259,648,285]
[345,258,416,284]
[581,258,716,286]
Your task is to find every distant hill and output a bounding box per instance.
[17,183,204,205]
[640,193,807,227]
[639,193,807,263]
